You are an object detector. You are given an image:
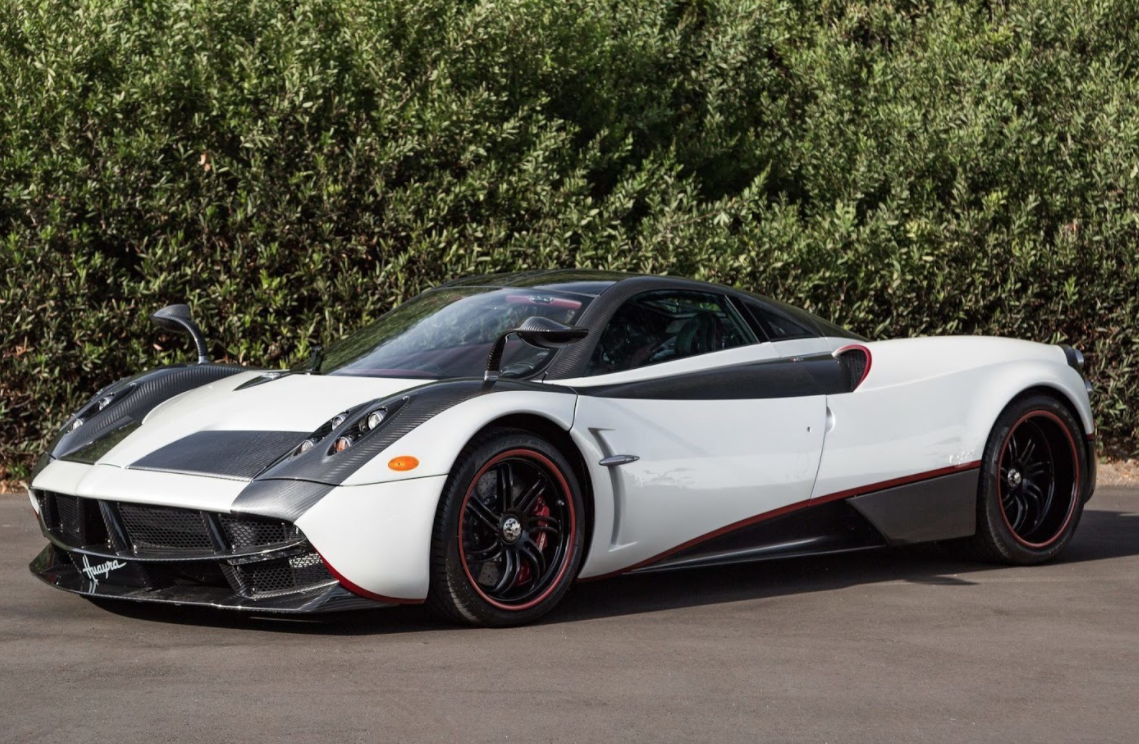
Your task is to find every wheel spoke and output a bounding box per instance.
[1024,460,1048,480]
[1021,436,1037,466]
[1007,434,1020,465]
[467,497,501,531]
[1009,493,1027,532]
[497,462,515,509]
[515,479,546,514]
[492,549,519,594]
[466,541,503,563]
[532,513,560,530]
[519,537,547,579]
[533,523,560,538]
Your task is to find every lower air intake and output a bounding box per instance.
[228,552,334,598]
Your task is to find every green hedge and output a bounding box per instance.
[2,0,1138,481]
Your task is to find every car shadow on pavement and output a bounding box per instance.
[87,506,1139,634]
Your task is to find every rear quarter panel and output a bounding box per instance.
[812,336,1093,500]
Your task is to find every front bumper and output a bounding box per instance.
[27,489,390,614]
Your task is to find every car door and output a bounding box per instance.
[561,289,829,578]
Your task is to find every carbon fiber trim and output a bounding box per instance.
[60,421,141,464]
[46,364,247,465]
[230,479,333,523]
[129,430,308,479]
[578,355,848,400]
[848,469,978,545]
[29,544,386,613]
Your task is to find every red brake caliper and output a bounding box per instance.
[514,497,550,587]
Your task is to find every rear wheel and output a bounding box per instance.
[962,394,1086,564]
[427,428,584,626]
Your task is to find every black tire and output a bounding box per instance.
[427,427,585,626]
[960,394,1087,565]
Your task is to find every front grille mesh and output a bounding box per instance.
[35,491,334,600]
[219,514,300,550]
[43,492,109,548]
[55,494,83,541]
[118,503,214,552]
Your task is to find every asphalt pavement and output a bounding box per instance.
[2,488,1138,744]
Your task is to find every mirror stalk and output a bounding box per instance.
[150,304,210,364]
[484,316,588,383]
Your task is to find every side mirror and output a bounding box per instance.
[485,316,588,382]
[151,304,210,365]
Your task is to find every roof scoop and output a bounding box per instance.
[151,303,210,364]
[485,316,588,383]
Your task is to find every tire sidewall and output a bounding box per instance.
[432,429,585,626]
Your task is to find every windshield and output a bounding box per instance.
[322,287,592,380]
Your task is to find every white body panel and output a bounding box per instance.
[296,476,448,600]
[571,394,826,578]
[33,459,248,511]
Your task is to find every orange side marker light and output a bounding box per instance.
[388,456,419,472]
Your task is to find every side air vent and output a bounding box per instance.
[836,345,872,391]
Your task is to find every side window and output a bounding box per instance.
[743,301,815,340]
[587,291,755,376]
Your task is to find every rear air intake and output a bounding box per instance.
[836,345,872,391]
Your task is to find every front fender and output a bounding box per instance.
[294,385,578,601]
[339,386,578,486]
[295,476,450,602]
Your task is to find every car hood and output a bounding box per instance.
[94,371,429,473]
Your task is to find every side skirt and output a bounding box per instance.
[848,469,978,546]
[629,500,886,574]
[612,464,981,577]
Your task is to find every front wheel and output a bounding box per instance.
[962,394,1087,564]
[427,428,585,626]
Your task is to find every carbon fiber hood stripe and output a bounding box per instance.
[130,430,309,480]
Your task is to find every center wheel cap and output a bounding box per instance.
[501,516,523,544]
[1007,468,1023,488]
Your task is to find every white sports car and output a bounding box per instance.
[28,270,1096,626]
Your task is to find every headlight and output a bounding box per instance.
[61,383,135,434]
[289,399,405,459]
[364,409,386,431]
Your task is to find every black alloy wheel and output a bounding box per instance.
[961,394,1087,564]
[428,428,585,626]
